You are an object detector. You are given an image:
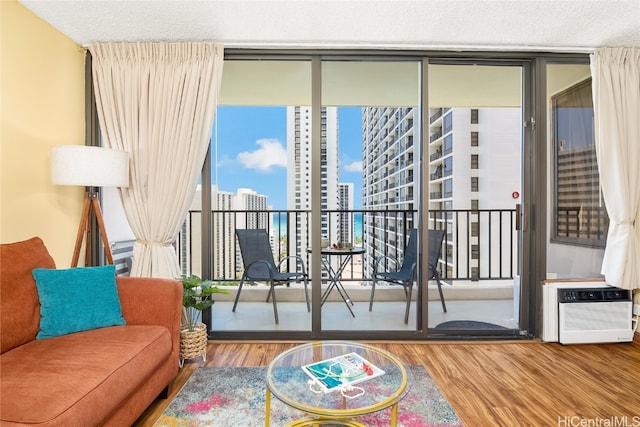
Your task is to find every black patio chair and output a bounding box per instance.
[369,228,447,324]
[233,228,310,324]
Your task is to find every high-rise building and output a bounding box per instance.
[338,182,354,244]
[427,107,520,280]
[233,188,271,273]
[286,106,339,258]
[235,188,270,230]
[362,107,418,277]
[213,187,235,279]
[181,185,270,279]
[362,106,520,281]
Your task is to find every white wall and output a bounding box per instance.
[546,243,605,279]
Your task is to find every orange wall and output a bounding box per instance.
[1,0,85,266]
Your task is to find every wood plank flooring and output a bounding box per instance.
[134,336,640,426]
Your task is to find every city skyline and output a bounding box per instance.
[212,106,363,209]
[180,105,522,287]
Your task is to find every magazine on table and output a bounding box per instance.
[302,352,385,393]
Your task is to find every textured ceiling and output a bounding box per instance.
[18,0,640,51]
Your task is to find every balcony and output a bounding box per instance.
[430,167,443,181]
[112,208,519,331]
[429,108,444,124]
[429,130,443,143]
[430,149,443,162]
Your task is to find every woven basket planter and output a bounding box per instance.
[179,322,207,367]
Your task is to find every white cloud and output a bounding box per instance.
[237,139,287,172]
[215,154,234,168]
[344,161,363,173]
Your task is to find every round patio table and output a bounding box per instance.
[307,247,365,317]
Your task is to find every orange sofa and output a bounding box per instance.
[0,237,183,426]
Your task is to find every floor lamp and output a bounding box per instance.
[51,146,129,267]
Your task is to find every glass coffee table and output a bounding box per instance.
[265,341,410,426]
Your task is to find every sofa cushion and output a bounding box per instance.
[0,324,172,426]
[0,237,56,354]
[32,265,126,339]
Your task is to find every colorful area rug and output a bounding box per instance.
[154,366,462,427]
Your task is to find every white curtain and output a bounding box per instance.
[89,42,224,278]
[590,47,640,290]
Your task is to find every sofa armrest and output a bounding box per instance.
[116,277,182,356]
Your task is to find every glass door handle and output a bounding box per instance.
[515,203,528,232]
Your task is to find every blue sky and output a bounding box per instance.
[212,106,363,209]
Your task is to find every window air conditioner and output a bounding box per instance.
[557,287,633,344]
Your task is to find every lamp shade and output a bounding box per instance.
[51,146,129,188]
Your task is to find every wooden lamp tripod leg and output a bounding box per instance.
[70,190,114,267]
[71,194,91,268]
[92,197,114,265]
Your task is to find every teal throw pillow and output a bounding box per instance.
[32,265,126,339]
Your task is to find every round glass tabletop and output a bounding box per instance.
[266,341,411,419]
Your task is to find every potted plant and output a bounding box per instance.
[178,274,230,367]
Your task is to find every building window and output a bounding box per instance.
[471,154,479,169]
[471,222,479,237]
[443,135,453,155]
[552,78,608,247]
[443,156,453,176]
[443,179,453,198]
[471,177,479,192]
[471,131,479,146]
[471,199,479,210]
[443,112,453,134]
[471,244,479,259]
[470,109,479,124]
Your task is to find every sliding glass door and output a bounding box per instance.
[201,59,314,334]
[426,61,528,336]
[186,53,537,340]
[318,60,421,333]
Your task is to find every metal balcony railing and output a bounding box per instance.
[430,130,443,143]
[430,149,443,162]
[429,108,444,124]
[169,208,518,285]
